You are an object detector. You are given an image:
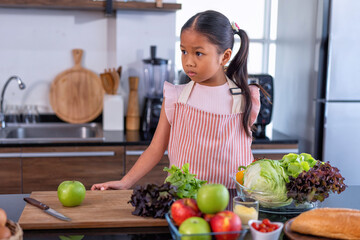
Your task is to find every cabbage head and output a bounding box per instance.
[243,159,292,208]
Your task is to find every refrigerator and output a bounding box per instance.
[315,0,360,185]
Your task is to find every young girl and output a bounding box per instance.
[91,10,260,190]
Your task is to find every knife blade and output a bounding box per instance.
[24,197,71,221]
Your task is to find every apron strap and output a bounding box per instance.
[226,76,244,114]
[177,80,195,104]
[177,77,244,114]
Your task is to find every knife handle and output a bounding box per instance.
[24,197,49,210]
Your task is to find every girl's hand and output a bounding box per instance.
[91,180,128,191]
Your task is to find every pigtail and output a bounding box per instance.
[226,29,253,137]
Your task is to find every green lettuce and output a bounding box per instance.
[280,153,318,179]
[243,159,292,207]
[163,163,207,199]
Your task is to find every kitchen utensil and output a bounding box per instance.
[141,46,169,133]
[23,197,71,222]
[143,45,169,98]
[126,76,140,131]
[100,72,115,95]
[117,66,122,82]
[49,49,104,124]
[249,74,273,139]
[100,68,121,94]
[19,190,167,230]
[109,67,120,94]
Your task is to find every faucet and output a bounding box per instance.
[0,76,26,128]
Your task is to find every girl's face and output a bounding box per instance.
[180,29,231,86]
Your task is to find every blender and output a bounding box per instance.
[141,46,169,133]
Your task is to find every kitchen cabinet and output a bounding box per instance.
[251,143,299,160]
[0,147,22,194]
[125,145,169,187]
[123,142,298,188]
[21,146,124,193]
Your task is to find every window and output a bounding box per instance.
[175,0,278,76]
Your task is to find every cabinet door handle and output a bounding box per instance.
[0,153,22,158]
[0,151,115,158]
[21,151,116,158]
[251,148,298,154]
[126,150,168,156]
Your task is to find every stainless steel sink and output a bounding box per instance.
[0,123,104,143]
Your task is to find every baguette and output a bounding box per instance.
[291,208,360,239]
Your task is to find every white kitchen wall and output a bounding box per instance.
[0,5,176,114]
[273,0,319,154]
[116,10,176,112]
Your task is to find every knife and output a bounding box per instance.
[24,197,71,221]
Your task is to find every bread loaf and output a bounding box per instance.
[291,208,360,239]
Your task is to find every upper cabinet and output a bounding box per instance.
[0,0,181,12]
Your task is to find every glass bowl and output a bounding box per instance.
[230,172,317,214]
[165,213,248,240]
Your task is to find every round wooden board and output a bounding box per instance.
[284,218,329,240]
[50,49,104,123]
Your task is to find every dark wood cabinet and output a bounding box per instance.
[0,147,22,194]
[125,145,169,188]
[0,140,298,193]
[252,143,299,160]
[21,146,124,193]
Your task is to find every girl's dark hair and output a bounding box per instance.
[181,10,253,137]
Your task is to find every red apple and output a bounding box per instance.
[210,210,242,240]
[171,198,201,226]
[203,213,215,223]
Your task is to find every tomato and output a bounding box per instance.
[259,223,266,229]
[270,223,279,230]
[252,219,279,233]
[262,218,271,227]
[251,222,259,230]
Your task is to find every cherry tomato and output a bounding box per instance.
[262,218,271,227]
[259,223,267,229]
[251,222,259,230]
[270,223,279,230]
[253,219,279,233]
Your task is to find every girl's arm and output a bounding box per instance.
[91,101,171,190]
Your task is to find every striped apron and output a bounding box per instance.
[168,77,254,188]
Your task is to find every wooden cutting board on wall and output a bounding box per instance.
[19,190,167,230]
[50,49,104,123]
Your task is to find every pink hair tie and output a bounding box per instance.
[231,21,240,33]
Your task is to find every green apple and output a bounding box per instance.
[196,184,229,214]
[57,180,86,207]
[179,217,211,240]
